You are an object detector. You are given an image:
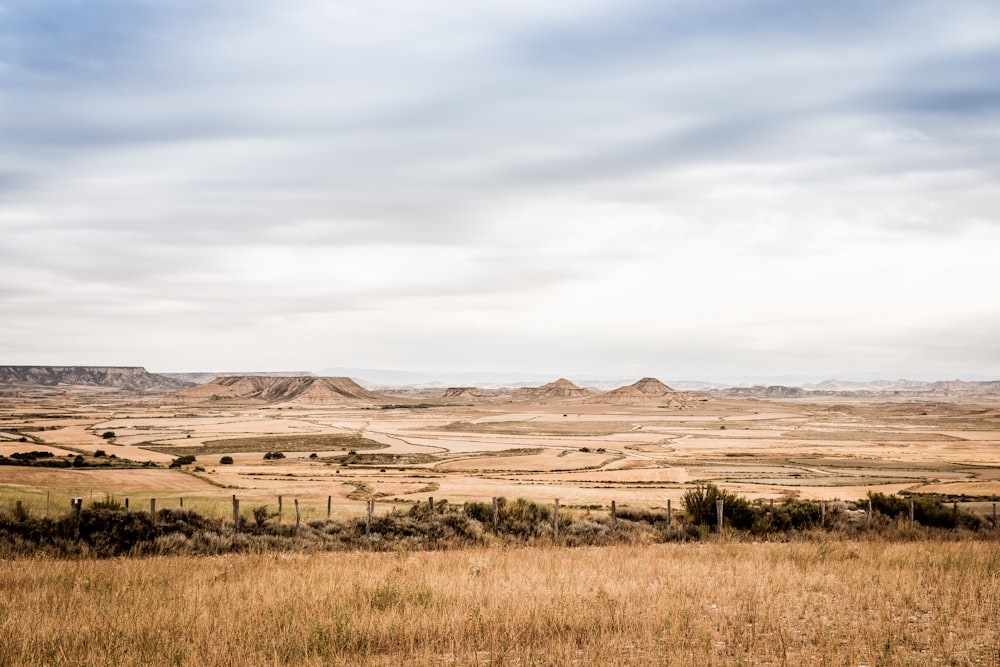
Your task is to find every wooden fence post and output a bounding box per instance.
[866,498,872,528]
[150,498,156,524]
[428,497,434,514]
[278,495,283,523]
[821,501,826,528]
[124,497,129,510]
[179,497,184,509]
[232,494,240,531]
[553,499,560,538]
[492,497,499,530]
[366,499,373,536]
[73,498,82,537]
[611,500,617,532]
[294,499,300,536]
[909,499,915,529]
[667,499,672,528]
[716,498,725,535]
[327,496,331,519]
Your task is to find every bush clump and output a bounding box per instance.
[169,455,196,468]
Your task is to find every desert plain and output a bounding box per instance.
[2,375,999,522]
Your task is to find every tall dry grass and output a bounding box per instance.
[1,540,997,666]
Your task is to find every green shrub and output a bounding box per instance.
[169,455,196,468]
[866,492,982,530]
[219,456,234,465]
[681,483,755,529]
[91,495,125,511]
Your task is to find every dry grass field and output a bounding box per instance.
[1,540,997,666]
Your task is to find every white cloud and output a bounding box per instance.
[1,0,999,379]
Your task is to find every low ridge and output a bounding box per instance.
[173,376,393,405]
[513,378,592,401]
[588,377,696,408]
[0,365,192,394]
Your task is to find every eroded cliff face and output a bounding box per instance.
[0,366,193,393]
[173,375,394,406]
[587,377,698,408]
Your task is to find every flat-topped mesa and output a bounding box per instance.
[588,376,695,408]
[173,376,393,405]
[0,365,191,393]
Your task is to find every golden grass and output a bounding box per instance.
[1,540,997,666]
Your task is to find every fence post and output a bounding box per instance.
[366,499,373,536]
[667,499,672,528]
[294,499,301,536]
[611,500,617,532]
[179,497,184,509]
[232,494,240,531]
[821,501,826,528]
[73,498,82,537]
[327,495,331,519]
[909,499,914,529]
[866,498,872,528]
[492,497,499,530]
[553,499,560,538]
[150,498,156,524]
[124,497,129,510]
[428,497,434,514]
[278,495,283,523]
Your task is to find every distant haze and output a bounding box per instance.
[2,1,999,380]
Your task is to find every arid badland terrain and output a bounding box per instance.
[2,366,999,665]
[3,366,1000,516]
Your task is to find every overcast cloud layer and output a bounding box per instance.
[2,0,999,381]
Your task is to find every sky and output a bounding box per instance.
[2,0,999,382]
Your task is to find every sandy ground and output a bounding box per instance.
[2,395,999,515]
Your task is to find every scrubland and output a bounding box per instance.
[3,394,1000,664]
[1,540,997,666]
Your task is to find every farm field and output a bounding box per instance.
[1,541,997,665]
[2,392,999,520]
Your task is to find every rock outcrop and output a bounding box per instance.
[173,376,392,406]
[588,377,696,408]
[0,366,192,394]
[513,378,592,401]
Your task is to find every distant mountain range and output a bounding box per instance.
[708,379,1000,399]
[3,366,999,401]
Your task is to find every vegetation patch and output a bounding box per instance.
[0,451,150,469]
[145,433,388,456]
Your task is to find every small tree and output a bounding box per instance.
[219,456,234,465]
[169,455,196,468]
